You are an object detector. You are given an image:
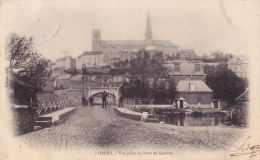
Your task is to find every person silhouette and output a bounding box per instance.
[82,94,87,107]
[102,91,107,108]
[89,96,94,106]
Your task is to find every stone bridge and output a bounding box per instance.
[86,87,120,99]
[54,87,120,105]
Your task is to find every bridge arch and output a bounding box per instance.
[91,92,115,97]
[86,87,120,105]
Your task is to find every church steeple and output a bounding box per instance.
[145,12,152,41]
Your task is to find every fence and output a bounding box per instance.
[123,98,157,116]
[35,98,78,117]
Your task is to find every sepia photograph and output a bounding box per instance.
[0,0,259,160]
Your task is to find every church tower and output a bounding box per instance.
[92,29,101,51]
[145,12,153,41]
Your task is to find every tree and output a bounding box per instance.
[120,50,177,104]
[64,67,78,76]
[6,33,49,89]
[204,63,248,104]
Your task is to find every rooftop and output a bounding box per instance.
[102,40,177,47]
[227,55,249,64]
[177,80,212,92]
[8,70,39,90]
[121,49,139,52]
[82,51,103,55]
[180,49,195,53]
[57,56,74,61]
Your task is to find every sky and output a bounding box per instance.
[1,0,259,62]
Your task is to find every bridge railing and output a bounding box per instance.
[123,98,157,116]
[35,98,77,117]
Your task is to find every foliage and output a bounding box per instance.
[166,54,176,60]
[120,50,177,104]
[6,33,49,89]
[201,50,233,63]
[120,79,150,98]
[64,67,78,76]
[204,63,248,103]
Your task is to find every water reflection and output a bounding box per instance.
[158,114,237,126]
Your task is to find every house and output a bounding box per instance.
[76,51,105,69]
[167,60,206,83]
[55,56,76,70]
[174,80,213,108]
[227,55,249,78]
[69,74,102,89]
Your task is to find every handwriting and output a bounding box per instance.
[224,136,260,158]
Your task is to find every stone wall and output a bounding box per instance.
[36,92,58,100]
[56,79,70,89]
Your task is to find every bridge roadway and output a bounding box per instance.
[20,105,243,150]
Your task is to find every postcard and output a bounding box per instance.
[1,0,259,160]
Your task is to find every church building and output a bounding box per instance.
[91,12,179,61]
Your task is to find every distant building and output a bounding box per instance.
[174,80,213,108]
[167,60,206,83]
[56,73,72,89]
[50,62,56,70]
[91,12,179,61]
[119,49,139,62]
[107,58,121,64]
[55,56,76,70]
[76,51,105,69]
[177,49,197,60]
[227,55,249,78]
[203,63,219,67]
[69,74,100,89]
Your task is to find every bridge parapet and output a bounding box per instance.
[35,97,78,117]
[123,98,156,116]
